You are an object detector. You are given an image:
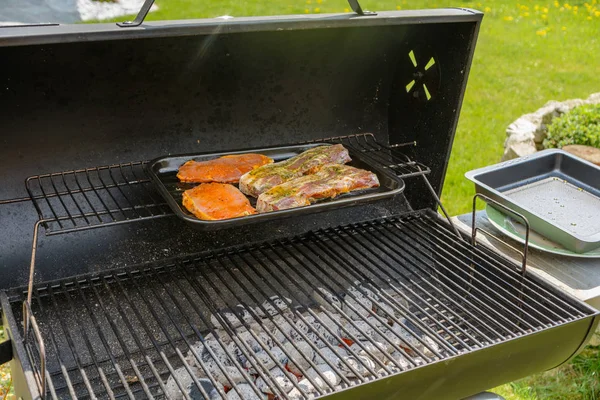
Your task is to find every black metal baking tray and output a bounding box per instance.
[147,143,405,229]
[466,149,600,253]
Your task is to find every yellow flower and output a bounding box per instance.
[554,0,560,6]
[564,3,571,9]
[344,7,349,12]
[485,6,491,12]
[541,13,548,18]
[562,25,567,30]
[588,15,593,18]
[317,0,322,3]
[534,4,539,10]
[542,7,549,12]
[596,10,600,16]
[573,5,578,10]
[536,29,547,35]
[396,5,402,9]
[314,7,320,12]
[523,11,530,16]
[504,15,514,20]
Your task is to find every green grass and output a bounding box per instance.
[1,1,600,399]
[0,326,13,399]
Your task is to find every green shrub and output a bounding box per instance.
[544,103,600,149]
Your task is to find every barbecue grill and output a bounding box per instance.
[1,5,598,400]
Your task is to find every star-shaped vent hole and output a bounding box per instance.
[404,50,438,102]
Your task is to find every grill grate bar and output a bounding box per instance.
[45,287,105,399]
[416,216,587,318]
[31,290,82,399]
[274,238,439,360]
[231,249,383,380]
[330,222,519,339]
[26,161,173,235]
[56,282,117,399]
[358,220,536,334]
[122,271,260,398]
[73,279,144,399]
[310,228,479,351]
[323,134,430,179]
[88,278,157,399]
[195,257,343,396]
[101,273,196,400]
[186,262,313,398]
[400,219,562,325]
[16,212,594,399]
[172,264,299,400]
[371,220,544,330]
[224,248,418,377]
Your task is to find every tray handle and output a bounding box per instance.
[471,194,530,273]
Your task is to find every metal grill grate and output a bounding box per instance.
[13,211,592,400]
[26,162,173,235]
[321,133,431,179]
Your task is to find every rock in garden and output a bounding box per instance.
[563,144,600,166]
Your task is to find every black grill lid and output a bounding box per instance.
[0,9,482,287]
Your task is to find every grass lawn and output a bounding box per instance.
[1,0,600,399]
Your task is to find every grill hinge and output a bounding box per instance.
[0,339,12,365]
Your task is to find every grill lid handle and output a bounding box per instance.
[117,0,155,27]
[117,0,375,27]
[347,0,376,15]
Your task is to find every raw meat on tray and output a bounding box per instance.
[256,164,380,212]
[182,183,256,220]
[177,153,273,183]
[239,144,351,197]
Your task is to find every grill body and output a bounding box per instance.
[0,9,598,400]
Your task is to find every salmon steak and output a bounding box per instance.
[182,183,257,220]
[177,154,273,183]
[256,164,379,212]
[239,144,351,197]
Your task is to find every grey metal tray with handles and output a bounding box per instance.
[465,149,600,254]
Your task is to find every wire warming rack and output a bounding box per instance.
[24,134,431,236]
[25,161,173,235]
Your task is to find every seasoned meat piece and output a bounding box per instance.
[239,144,351,197]
[182,183,256,220]
[177,154,273,183]
[256,164,379,213]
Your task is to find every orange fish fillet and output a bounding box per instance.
[177,154,273,183]
[182,183,256,220]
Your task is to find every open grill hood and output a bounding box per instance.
[0,8,598,400]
